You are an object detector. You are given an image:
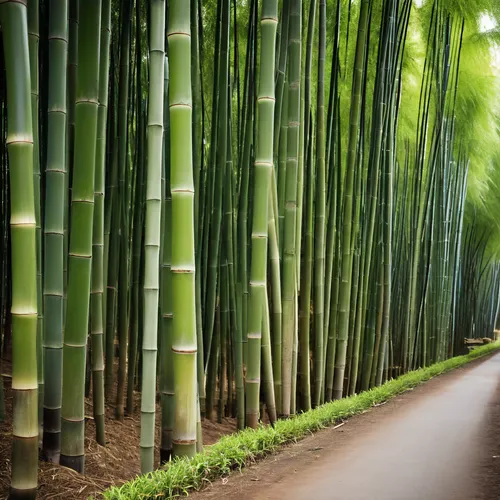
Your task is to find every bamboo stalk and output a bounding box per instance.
[168,0,198,458]
[0,1,39,495]
[140,0,165,472]
[60,0,102,473]
[42,0,68,462]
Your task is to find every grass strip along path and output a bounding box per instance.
[102,342,500,499]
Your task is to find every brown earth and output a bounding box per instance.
[2,353,499,499]
[192,352,500,500]
[0,359,236,500]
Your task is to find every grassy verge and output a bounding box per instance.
[102,342,500,499]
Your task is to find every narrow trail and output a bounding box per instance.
[194,353,500,500]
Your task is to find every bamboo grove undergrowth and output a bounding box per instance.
[0,0,500,497]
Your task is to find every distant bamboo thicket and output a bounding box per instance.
[0,0,499,498]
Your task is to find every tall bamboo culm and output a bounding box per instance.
[140,0,165,473]
[281,0,301,417]
[60,0,102,473]
[0,1,38,497]
[168,0,198,457]
[246,0,278,428]
[91,0,111,446]
[27,0,43,441]
[42,0,68,463]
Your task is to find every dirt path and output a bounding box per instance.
[193,353,500,500]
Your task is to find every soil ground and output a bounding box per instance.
[192,352,500,500]
[1,352,499,499]
[0,359,236,500]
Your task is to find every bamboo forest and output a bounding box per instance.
[0,0,500,498]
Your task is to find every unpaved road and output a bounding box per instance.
[194,353,500,500]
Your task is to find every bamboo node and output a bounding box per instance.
[172,439,197,445]
[171,266,195,273]
[257,96,276,103]
[172,347,197,354]
[261,17,278,23]
[247,333,262,339]
[249,280,266,286]
[169,103,193,110]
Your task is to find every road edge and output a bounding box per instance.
[101,342,500,500]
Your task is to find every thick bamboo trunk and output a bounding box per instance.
[0,1,39,496]
[42,0,68,463]
[90,0,111,446]
[140,0,165,472]
[246,0,278,429]
[60,0,102,473]
[168,0,198,458]
[281,0,301,418]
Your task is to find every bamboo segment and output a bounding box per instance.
[90,0,111,446]
[313,0,326,407]
[114,0,132,423]
[168,0,198,457]
[268,172,282,415]
[298,115,313,411]
[160,56,174,464]
[42,0,68,463]
[281,0,301,417]
[140,0,165,472]
[246,0,278,429]
[0,1,38,496]
[27,0,43,442]
[204,0,230,371]
[127,0,145,414]
[60,0,102,473]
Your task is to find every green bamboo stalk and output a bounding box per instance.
[325,98,342,402]
[200,0,221,352]
[246,0,278,428]
[160,55,174,464]
[115,199,129,420]
[90,0,111,445]
[281,0,301,417]
[205,305,219,420]
[105,0,133,400]
[0,1,38,496]
[224,119,244,430]
[291,289,298,413]
[115,0,133,422]
[60,0,102,473]
[277,81,288,255]
[332,0,370,401]
[42,0,68,462]
[297,0,315,289]
[204,0,229,370]
[273,0,289,175]
[65,0,78,308]
[262,290,277,424]
[127,0,145,414]
[376,78,395,387]
[219,260,228,423]
[268,171,282,415]
[28,0,43,442]
[298,113,313,411]
[168,0,198,457]
[236,0,256,402]
[140,0,165,472]
[191,0,206,420]
[104,141,119,399]
[313,0,326,407]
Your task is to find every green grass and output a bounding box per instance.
[101,342,500,499]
